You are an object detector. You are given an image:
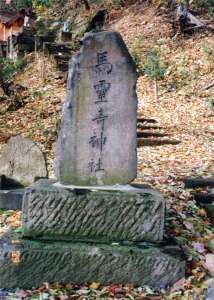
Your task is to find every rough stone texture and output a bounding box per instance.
[0,188,25,210]
[197,192,214,224]
[55,31,137,185]
[22,180,165,242]
[0,136,47,186]
[198,202,214,224]
[206,281,214,300]
[0,236,185,289]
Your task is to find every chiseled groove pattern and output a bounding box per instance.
[0,242,185,289]
[23,187,164,242]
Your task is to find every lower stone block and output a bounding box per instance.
[22,179,165,242]
[0,236,185,289]
[0,188,25,210]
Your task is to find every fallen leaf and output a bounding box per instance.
[171,278,186,292]
[204,254,214,273]
[89,282,100,289]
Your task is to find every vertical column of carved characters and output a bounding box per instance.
[88,51,113,174]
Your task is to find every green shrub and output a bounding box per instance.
[0,58,23,81]
[145,48,165,100]
[145,48,165,81]
[129,34,144,75]
[0,58,26,95]
[180,0,214,11]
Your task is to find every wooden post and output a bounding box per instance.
[34,36,38,60]
[9,35,13,59]
[154,77,158,101]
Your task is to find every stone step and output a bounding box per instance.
[54,54,71,60]
[44,42,73,55]
[137,138,181,147]
[137,131,169,138]
[22,179,165,243]
[56,63,69,72]
[0,234,185,289]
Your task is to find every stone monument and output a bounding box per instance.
[55,31,137,185]
[0,135,47,186]
[0,32,185,289]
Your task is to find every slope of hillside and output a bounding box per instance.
[108,3,213,182]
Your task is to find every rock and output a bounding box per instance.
[55,31,137,185]
[195,190,214,224]
[0,188,25,210]
[22,179,165,243]
[0,234,185,289]
[0,175,24,189]
[199,202,214,224]
[61,31,72,42]
[0,136,47,186]
[0,175,6,189]
[206,281,214,300]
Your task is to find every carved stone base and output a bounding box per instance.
[22,179,165,243]
[0,235,185,289]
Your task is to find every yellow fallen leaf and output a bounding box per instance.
[11,251,21,264]
[90,282,100,289]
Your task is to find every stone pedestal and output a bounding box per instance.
[0,232,185,289]
[0,179,185,288]
[22,180,165,242]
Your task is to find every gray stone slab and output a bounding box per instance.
[0,189,25,210]
[55,31,138,185]
[0,237,185,289]
[22,179,165,243]
[206,281,214,300]
[0,136,47,186]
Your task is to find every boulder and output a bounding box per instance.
[0,136,47,186]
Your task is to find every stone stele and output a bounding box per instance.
[0,136,47,186]
[55,31,137,185]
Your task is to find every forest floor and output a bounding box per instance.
[0,1,213,299]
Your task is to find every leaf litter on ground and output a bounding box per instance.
[0,1,213,299]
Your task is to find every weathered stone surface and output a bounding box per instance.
[206,281,214,300]
[0,188,25,210]
[0,136,47,186]
[0,236,185,289]
[55,31,137,185]
[197,192,214,224]
[22,179,165,242]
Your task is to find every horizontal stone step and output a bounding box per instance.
[44,42,73,55]
[57,64,69,72]
[22,179,165,243]
[137,117,158,124]
[137,138,181,147]
[137,131,169,138]
[0,235,185,289]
